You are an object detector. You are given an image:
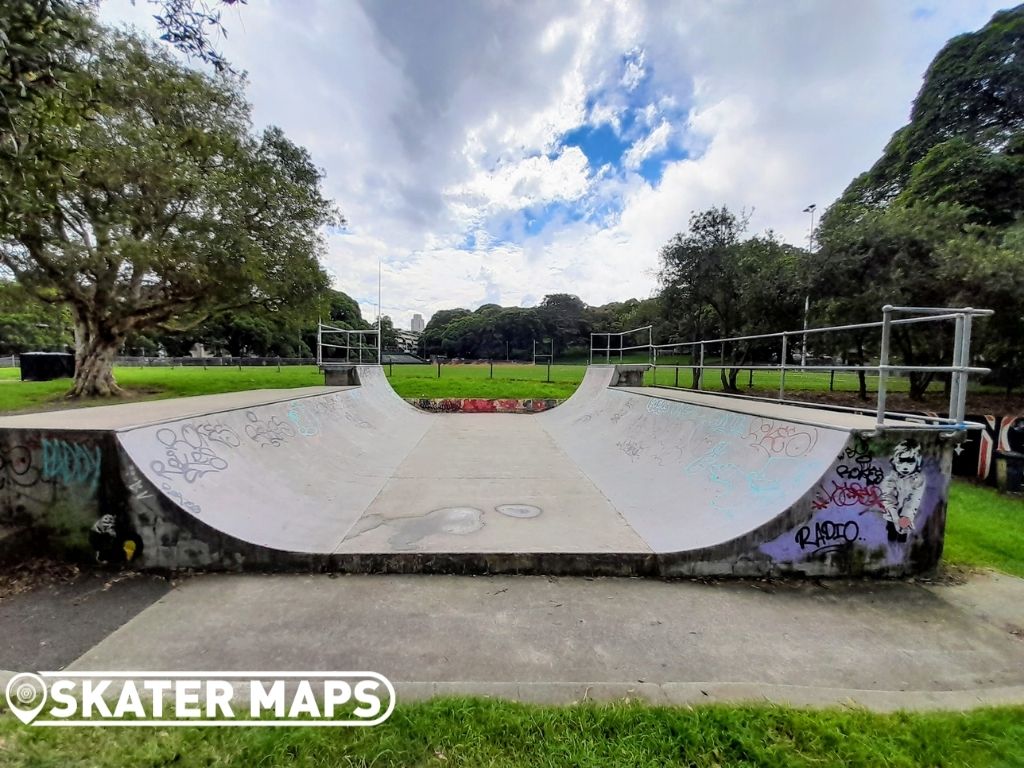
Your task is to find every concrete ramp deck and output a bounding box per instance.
[0,366,959,577]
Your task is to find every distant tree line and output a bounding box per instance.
[417,294,665,361]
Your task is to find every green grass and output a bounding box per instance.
[645,364,931,396]
[0,365,325,414]
[2,699,1023,767]
[944,480,1024,577]
[0,359,988,415]
[386,363,582,400]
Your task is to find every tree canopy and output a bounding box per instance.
[812,5,1024,397]
[0,21,337,395]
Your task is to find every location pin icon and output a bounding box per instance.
[5,673,48,725]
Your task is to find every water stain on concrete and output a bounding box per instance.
[345,506,485,551]
[496,504,542,519]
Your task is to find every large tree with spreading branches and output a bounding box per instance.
[0,22,337,396]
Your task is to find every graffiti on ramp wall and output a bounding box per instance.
[759,434,946,568]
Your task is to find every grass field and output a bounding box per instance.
[944,482,1024,578]
[0,360,976,414]
[2,699,1023,767]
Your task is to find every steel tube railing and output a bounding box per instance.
[318,324,382,365]
[590,305,992,430]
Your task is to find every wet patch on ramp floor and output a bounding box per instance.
[346,506,486,551]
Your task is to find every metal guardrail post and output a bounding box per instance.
[949,314,964,421]
[956,311,973,423]
[779,334,787,400]
[697,343,705,390]
[876,305,893,426]
[589,334,593,366]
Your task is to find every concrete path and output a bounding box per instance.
[62,571,1024,712]
[0,571,169,671]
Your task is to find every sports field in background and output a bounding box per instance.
[0,361,960,413]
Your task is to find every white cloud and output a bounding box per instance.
[446,147,591,220]
[623,120,672,169]
[98,0,1008,330]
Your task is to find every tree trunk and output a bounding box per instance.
[909,372,934,401]
[856,339,868,401]
[68,312,125,398]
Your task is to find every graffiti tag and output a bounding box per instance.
[287,402,321,436]
[245,411,297,448]
[812,481,884,511]
[794,519,860,554]
[42,438,101,494]
[0,444,38,489]
[150,424,233,484]
[124,463,153,501]
[747,419,819,458]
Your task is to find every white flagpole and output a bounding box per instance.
[377,258,382,364]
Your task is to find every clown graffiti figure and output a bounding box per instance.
[879,440,925,542]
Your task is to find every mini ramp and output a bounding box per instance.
[0,365,958,577]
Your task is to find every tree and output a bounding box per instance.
[422,308,471,357]
[375,315,398,350]
[658,206,806,391]
[817,7,1024,399]
[322,289,366,329]
[148,0,247,72]
[841,6,1024,208]
[538,293,588,354]
[0,27,337,396]
[0,279,71,354]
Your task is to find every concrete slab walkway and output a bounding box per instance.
[63,571,1024,711]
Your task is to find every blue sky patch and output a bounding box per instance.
[560,121,631,169]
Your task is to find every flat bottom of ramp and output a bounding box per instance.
[336,415,650,555]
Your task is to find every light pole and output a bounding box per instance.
[801,204,816,368]
[803,203,816,253]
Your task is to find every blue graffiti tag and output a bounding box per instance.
[42,438,101,495]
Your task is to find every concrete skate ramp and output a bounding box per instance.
[538,374,850,552]
[0,366,955,576]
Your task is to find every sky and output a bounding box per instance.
[101,0,1009,330]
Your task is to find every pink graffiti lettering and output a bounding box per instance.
[812,481,884,511]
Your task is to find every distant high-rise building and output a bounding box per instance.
[411,313,425,333]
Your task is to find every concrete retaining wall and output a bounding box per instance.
[406,398,562,414]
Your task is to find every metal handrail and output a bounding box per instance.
[317,323,381,366]
[591,306,992,429]
[589,326,653,365]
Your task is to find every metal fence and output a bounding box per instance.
[317,322,381,365]
[113,356,316,367]
[592,306,993,428]
[589,325,653,365]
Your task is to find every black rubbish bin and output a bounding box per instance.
[995,450,1024,493]
[1007,418,1024,454]
[20,352,75,381]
